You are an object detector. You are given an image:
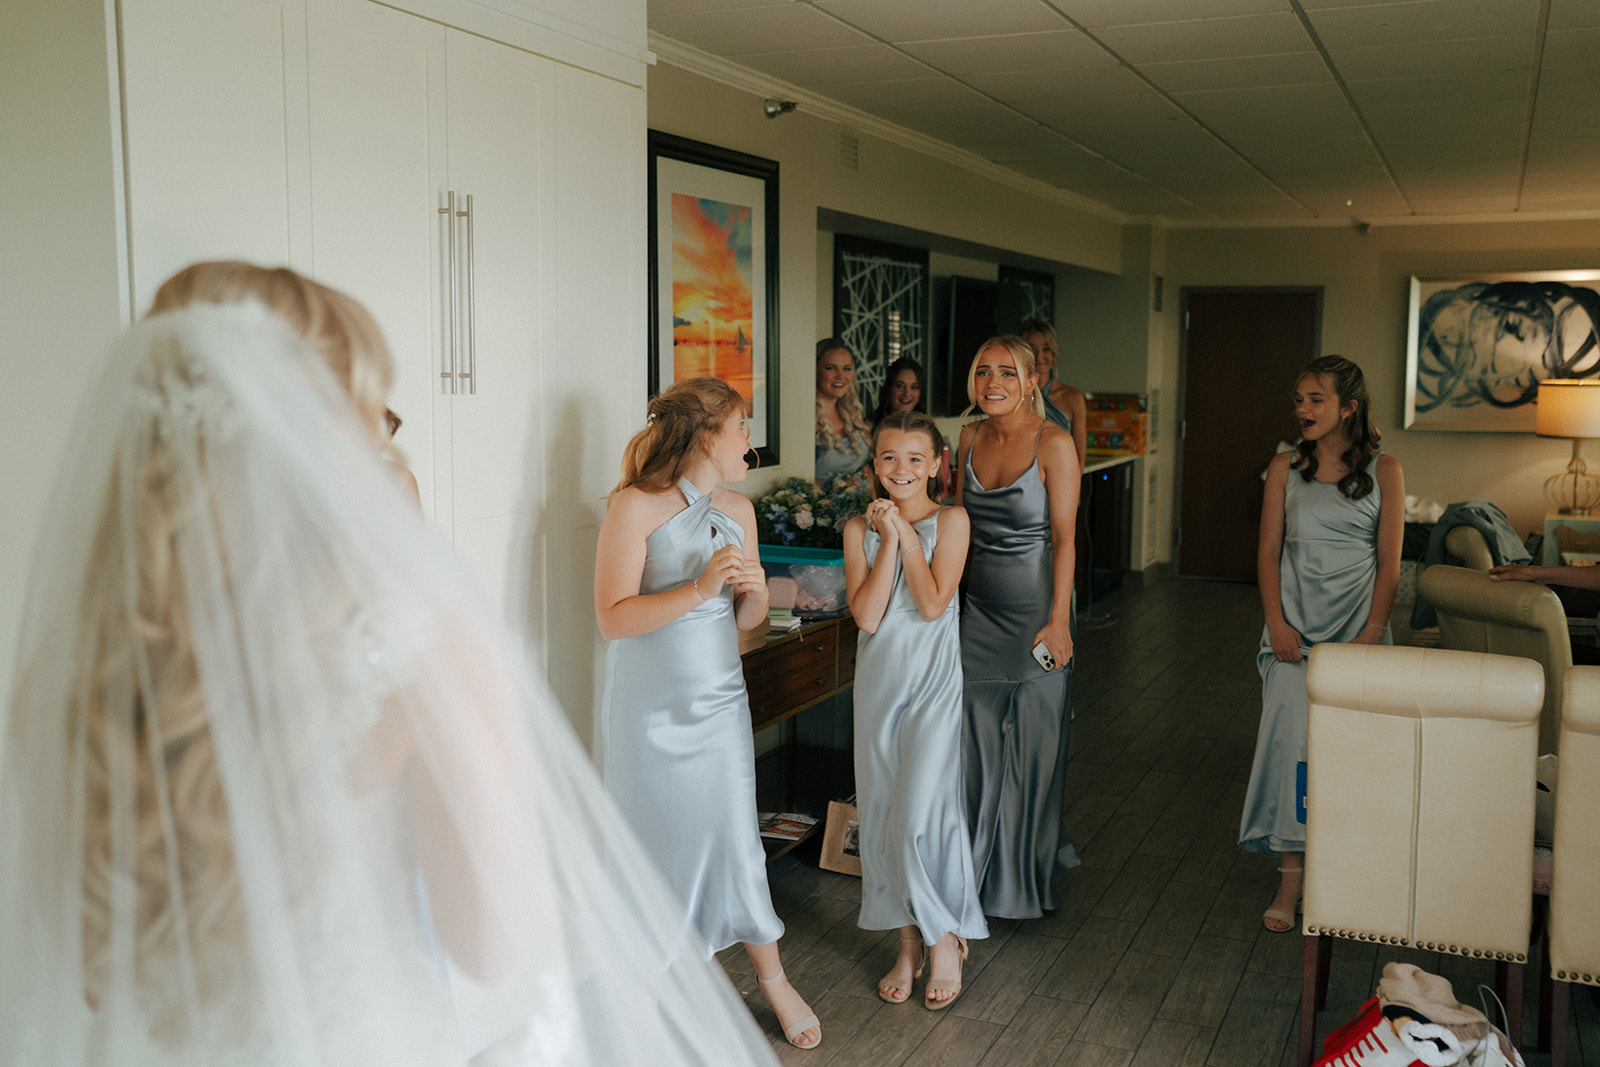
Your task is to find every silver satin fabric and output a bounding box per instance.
[959,438,1082,919]
[854,513,990,944]
[601,479,784,955]
[1042,394,1073,435]
[1239,457,1389,856]
[815,432,872,480]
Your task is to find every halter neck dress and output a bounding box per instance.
[600,479,783,954]
[960,423,1081,919]
[854,510,988,945]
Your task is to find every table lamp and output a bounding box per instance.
[1537,379,1600,514]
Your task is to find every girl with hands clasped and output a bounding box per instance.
[955,336,1083,921]
[845,412,988,1011]
[1241,356,1403,933]
[596,378,819,1051]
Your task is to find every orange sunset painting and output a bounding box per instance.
[671,192,755,400]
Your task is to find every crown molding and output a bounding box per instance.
[648,33,1126,226]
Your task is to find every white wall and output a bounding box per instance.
[1163,220,1600,544]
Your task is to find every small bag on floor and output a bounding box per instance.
[818,797,861,877]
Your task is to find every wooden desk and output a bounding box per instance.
[740,615,858,859]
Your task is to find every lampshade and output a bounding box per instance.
[1536,379,1600,438]
[1538,379,1600,514]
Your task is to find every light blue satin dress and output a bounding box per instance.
[1240,456,1388,856]
[854,512,989,944]
[601,479,784,955]
[960,428,1082,919]
[816,432,872,481]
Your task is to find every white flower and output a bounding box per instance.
[795,507,814,529]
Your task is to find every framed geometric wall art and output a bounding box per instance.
[1405,270,1600,432]
[648,131,780,464]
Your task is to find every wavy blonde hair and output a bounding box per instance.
[73,265,396,1044]
[814,338,871,450]
[963,334,1047,419]
[614,377,747,495]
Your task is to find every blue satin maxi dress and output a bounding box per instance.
[601,479,784,955]
[960,429,1082,919]
[854,512,989,945]
[1239,456,1388,856]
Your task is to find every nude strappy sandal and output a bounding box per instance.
[879,930,926,1004]
[924,935,969,1010]
[757,969,821,1049]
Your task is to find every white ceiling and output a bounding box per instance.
[646,0,1600,224]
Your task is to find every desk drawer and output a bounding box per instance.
[745,627,837,728]
[836,617,859,688]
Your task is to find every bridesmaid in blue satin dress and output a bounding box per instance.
[1018,318,1087,470]
[955,336,1083,921]
[595,378,821,1051]
[1242,356,1403,932]
[844,411,988,1012]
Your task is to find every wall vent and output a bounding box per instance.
[838,128,860,172]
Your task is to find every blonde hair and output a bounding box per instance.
[149,262,394,441]
[76,266,398,1043]
[1016,317,1060,383]
[963,335,1046,418]
[615,377,747,495]
[814,339,871,450]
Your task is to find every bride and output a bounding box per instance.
[0,264,776,1066]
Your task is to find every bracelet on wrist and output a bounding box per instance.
[692,577,707,602]
[902,543,921,558]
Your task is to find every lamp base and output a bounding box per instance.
[1545,469,1600,515]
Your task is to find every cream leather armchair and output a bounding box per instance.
[1297,643,1542,1066]
[1419,562,1570,756]
[1548,666,1600,1065]
[1444,523,1495,570]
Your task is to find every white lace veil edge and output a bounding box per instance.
[0,303,776,1066]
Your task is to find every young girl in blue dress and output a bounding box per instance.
[1242,355,1404,932]
[843,410,988,1011]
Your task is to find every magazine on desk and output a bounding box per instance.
[757,812,819,841]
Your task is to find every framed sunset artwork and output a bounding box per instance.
[648,131,780,464]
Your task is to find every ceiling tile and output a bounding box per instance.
[649,0,788,16]
[1174,81,1348,117]
[1093,12,1311,64]
[1141,50,1329,94]
[814,0,1065,42]
[734,44,934,85]
[1542,26,1600,67]
[1361,99,1527,144]
[1406,193,1522,215]
[1050,0,1288,30]
[819,77,991,110]
[1547,0,1600,32]
[649,6,868,54]
[1526,136,1600,167]
[1306,0,1540,50]
[1327,39,1532,81]
[1004,148,1147,186]
[875,102,1047,152]
[898,30,1114,75]
[963,65,1156,110]
[1531,73,1600,139]
[1345,69,1531,109]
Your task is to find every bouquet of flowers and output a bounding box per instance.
[753,474,875,550]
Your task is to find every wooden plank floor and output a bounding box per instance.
[719,576,1600,1065]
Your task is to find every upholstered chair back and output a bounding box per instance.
[1419,563,1570,755]
[1443,523,1495,570]
[1552,666,1600,988]
[1303,643,1541,958]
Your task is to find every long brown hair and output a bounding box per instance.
[869,410,947,501]
[1293,354,1380,499]
[615,377,747,495]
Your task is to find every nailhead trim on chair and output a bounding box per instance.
[1555,970,1599,986]
[1304,926,1527,963]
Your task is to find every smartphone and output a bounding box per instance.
[1031,641,1056,672]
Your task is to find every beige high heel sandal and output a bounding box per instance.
[924,935,969,1010]
[757,969,821,1050]
[878,930,926,1004]
[1263,863,1303,933]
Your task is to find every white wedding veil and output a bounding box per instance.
[0,302,776,1065]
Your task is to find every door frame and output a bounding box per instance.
[1174,285,1324,579]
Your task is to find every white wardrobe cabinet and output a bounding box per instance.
[120,0,568,629]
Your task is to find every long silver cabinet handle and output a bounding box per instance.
[459,194,476,395]
[438,190,458,394]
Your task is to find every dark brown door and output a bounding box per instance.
[1178,290,1321,580]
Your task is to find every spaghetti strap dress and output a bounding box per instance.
[960,425,1082,919]
[1239,456,1388,856]
[601,478,784,954]
[854,510,989,945]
